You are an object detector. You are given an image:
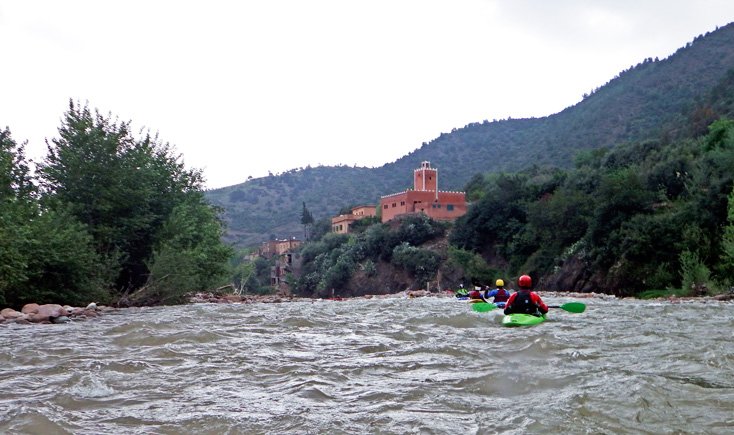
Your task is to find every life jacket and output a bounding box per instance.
[494,288,509,303]
[507,290,539,315]
[469,290,481,299]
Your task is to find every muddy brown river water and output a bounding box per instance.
[1,296,733,434]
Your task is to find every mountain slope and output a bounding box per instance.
[207,23,734,248]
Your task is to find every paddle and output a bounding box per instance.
[471,294,497,312]
[472,302,497,312]
[547,302,586,313]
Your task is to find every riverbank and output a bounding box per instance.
[0,302,114,325]
[3,288,731,326]
[189,288,733,303]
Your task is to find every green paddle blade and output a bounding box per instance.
[548,302,586,313]
[472,303,497,312]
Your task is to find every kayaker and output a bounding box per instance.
[468,286,482,300]
[485,279,510,307]
[456,283,469,298]
[503,275,548,317]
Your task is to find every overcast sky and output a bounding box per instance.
[2,1,733,189]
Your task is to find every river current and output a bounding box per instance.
[1,295,733,434]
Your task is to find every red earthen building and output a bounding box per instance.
[380,161,466,222]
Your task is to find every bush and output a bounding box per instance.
[679,250,710,296]
[361,260,377,277]
[318,258,356,295]
[447,246,497,286]
[391,243,442,287]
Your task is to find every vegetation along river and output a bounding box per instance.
[1,296,733,434]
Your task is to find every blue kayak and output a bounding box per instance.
[501,313,546,327]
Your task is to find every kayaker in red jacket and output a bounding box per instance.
[468,288,482,300]
[503,275,548,317]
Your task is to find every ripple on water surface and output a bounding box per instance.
[1,297,734,434]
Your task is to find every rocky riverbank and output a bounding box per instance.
[0,302,113,325]
[4,288,731,326]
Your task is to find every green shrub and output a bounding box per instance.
[679,250,710,296]
[391,243,442,287]
[447,246,497,286]
[361,260,377,277]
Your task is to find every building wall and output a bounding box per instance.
[260,239,301,259]
[415,191,467,221]
[270,252,303,286]
[414,161,438,193]
[380,162,465,223]
[380,190,466,222]
[259,241,278,258]
[331,205,378,234]
[331,214,354,234]
[275,239,301,255]
[352,205,377,217]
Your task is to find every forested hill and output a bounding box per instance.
[207,22,734,248]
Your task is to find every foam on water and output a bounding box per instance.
[1,296,734,434]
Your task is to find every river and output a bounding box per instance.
[1,295,733,434]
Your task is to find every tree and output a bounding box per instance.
[447,246,497,286]
[585,167,654,267]
[131,193,233,305]
[1,128,37,306]
[720,185,734,277]
[300,201,314,240]
[1,127,109,308]
[0,128,34,204]
[7,208,112,307]
[232,260,257,294]
[37,101,230,302]
[309,217,332,242]
[391,243,442,288]
[450,173,530,256]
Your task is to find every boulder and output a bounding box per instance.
[80,309,99,318]
[21,303,40,314]
[1,308,23,319]
[28,304,66,323]
[70,307,86,316]
[224,294,243,303]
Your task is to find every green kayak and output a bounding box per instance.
[501,313,547,327]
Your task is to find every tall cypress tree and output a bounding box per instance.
[301,201,314,240]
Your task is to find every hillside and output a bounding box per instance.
[207,23,734,248]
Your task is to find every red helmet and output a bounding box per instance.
[518,275,532,288]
